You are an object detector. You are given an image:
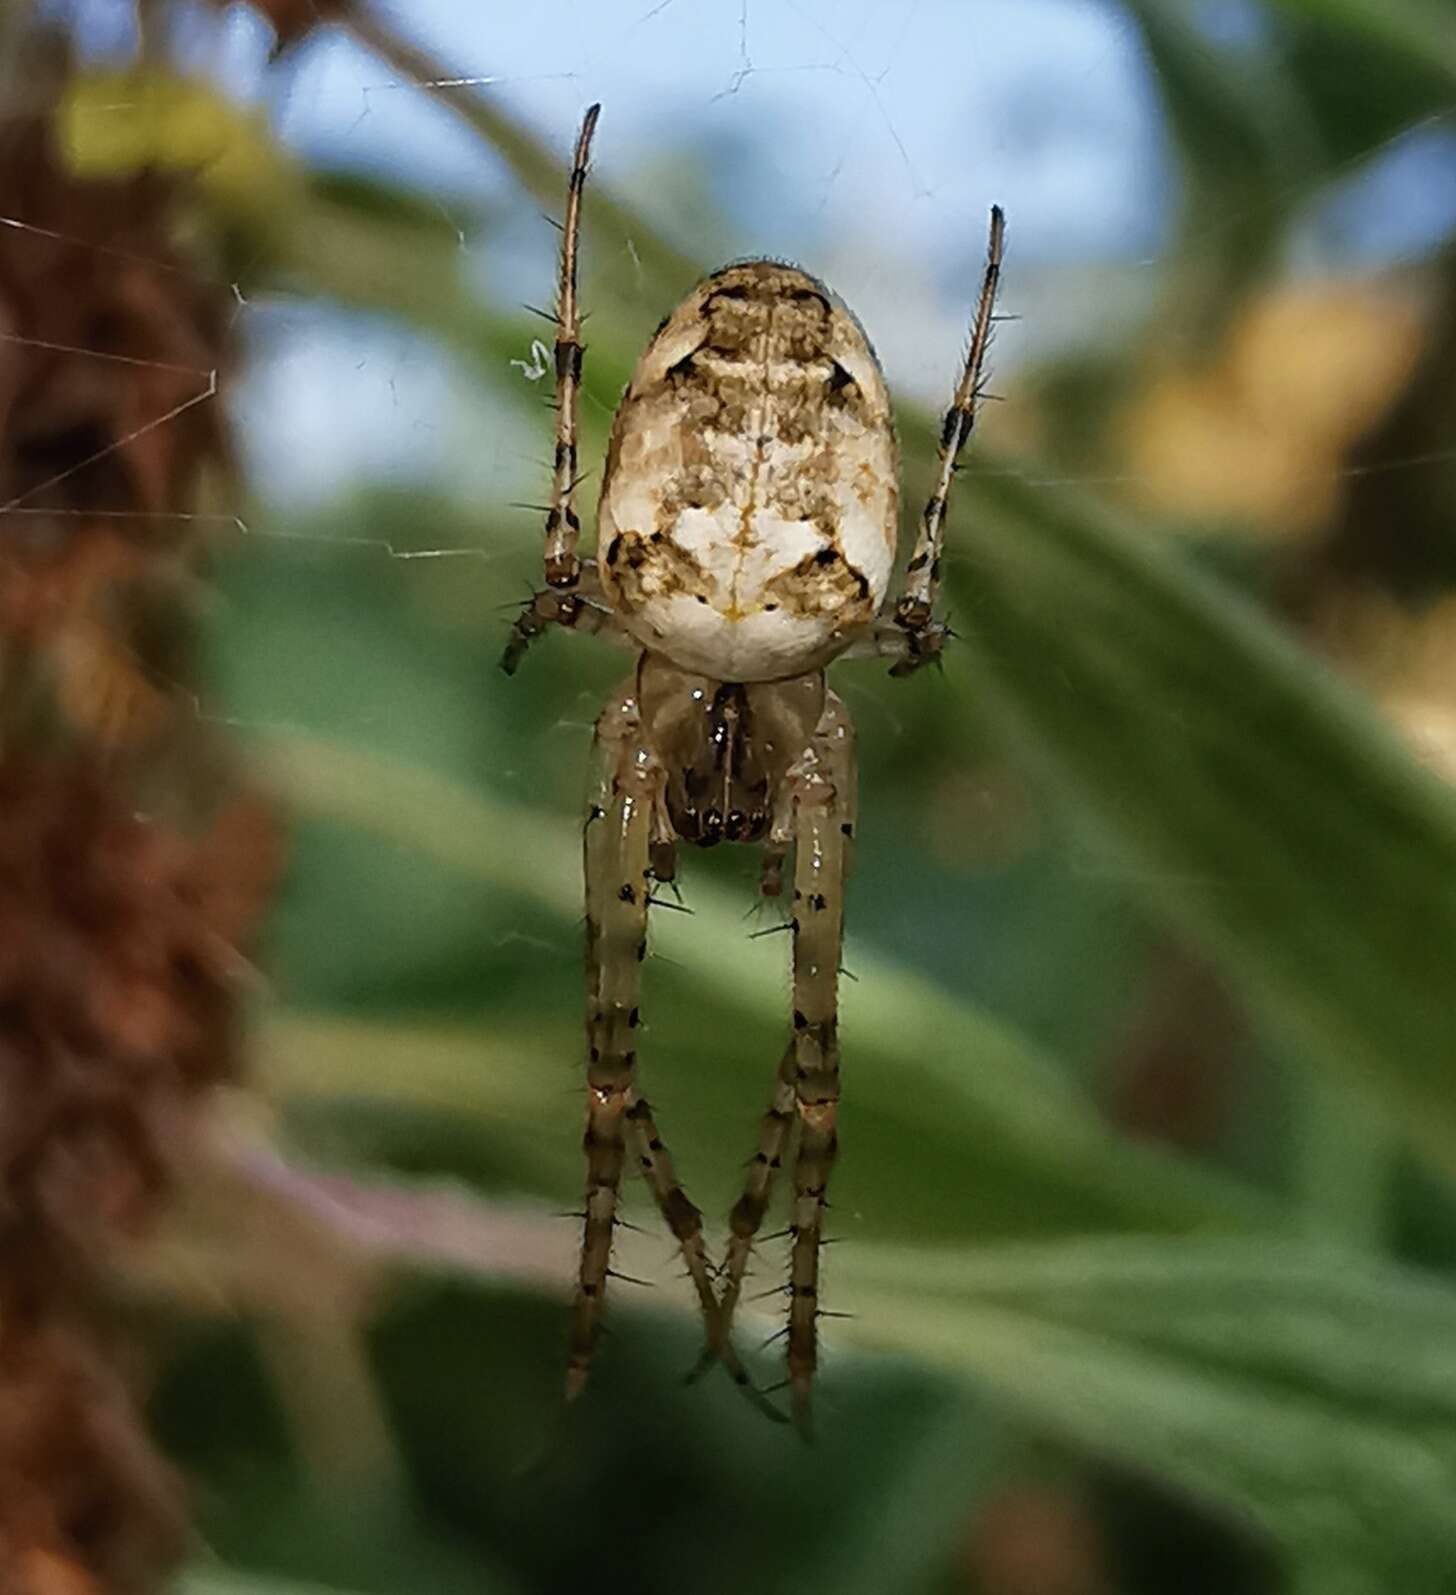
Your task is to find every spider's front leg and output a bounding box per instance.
[542,105,597,592]
[498,105,634,678]
[500,560,632,675]
[877,204,1004,678]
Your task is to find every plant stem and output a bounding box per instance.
[342,3,699,292]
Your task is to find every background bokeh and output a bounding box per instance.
[17,1,1456,1591]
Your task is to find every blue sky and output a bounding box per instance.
[97,0,1437,509]
[225,0,1172,503]
[268,0,1169,265]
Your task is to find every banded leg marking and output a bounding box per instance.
[717,1042,796,1339]
[892,205,1004,669]
[625,1092,784,1420]
[570,686,653,1399]
[543,104,600,592]
[500,560,632,675]
[784,738,851,1430]
[711,695,856,1429]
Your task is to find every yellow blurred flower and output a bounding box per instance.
[1121,283,1427,533]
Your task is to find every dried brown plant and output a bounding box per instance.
[0,74,279,1595]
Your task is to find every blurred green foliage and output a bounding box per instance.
[64,3,1456,1591]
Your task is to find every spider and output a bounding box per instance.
[503,104,1003,1429]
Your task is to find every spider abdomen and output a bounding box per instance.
[598,260,899,683]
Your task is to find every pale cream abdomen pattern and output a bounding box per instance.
[597,261,899,683]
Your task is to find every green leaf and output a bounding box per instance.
[839,1236,1456,1591]
[946,469,1456,1169]
[1269,0,1456,89]
[1122,0,1320,321]
[1126,1,1317,199]
[1123,0,1456,327]
[1275,1,1456,165]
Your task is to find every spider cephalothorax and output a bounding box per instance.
[642,665,825,852]
[504,104,1003,1428]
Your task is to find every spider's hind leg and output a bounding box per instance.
[569,687,655,1398]
[708,695,856,1432]
[782,699,855,1432]
[574,686,778,1415]
[625,1090,787,1423]
[709,1041,797,1355]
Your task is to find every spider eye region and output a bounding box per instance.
[598,260,899,683]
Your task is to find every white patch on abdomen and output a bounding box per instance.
[631,593,832,681]
[597,258,900,683]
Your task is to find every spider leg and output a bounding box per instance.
[544,104,599,592]
[884,205,1003,675]
[620,1091,713,1318]
[570,681,655,1400]
[783,694,855,1431]
[707,695,856,1431]
[573,680,754,1409]
[624,1090,787,1421]
[500,559,634,675]
[685,797,796,1389]
[714,1040,796,1340]
[501,106,622,678]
